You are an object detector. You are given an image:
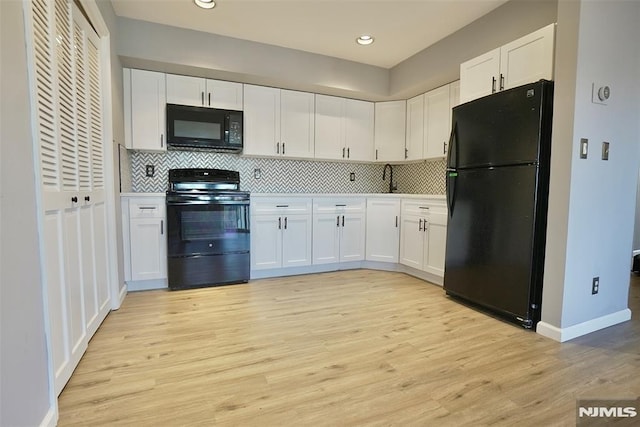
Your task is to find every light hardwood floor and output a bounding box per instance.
[58,270,640,426]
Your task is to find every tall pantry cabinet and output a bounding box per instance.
[24,0,113,395]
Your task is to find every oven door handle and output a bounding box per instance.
[166,200,250,206]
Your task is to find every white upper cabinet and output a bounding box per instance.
[405,94,424,161]
[166,74,243,110]
[424,85,451,159]
[374,100,406,162]
[460,23,555,103]
[243,84,314,159]
[124,68,167,152]
[315,95,374,161]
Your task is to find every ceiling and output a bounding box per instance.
[111,0,508,69]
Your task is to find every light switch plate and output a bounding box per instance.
[580,138,588,159]
[602,141,610,160]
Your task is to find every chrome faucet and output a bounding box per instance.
[382,163,396,193]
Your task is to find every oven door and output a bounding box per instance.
[166,196,250,289]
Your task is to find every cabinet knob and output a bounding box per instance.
[71,196,78,203]
[85,196,90,202]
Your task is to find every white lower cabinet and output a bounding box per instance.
[399,199,448,277]
[312,198,366,264]
[122,196,167,286]
[251,198,312,270]
[366,198,400,262]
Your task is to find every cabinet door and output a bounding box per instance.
[312,213,341,265]
[424,85,450,159]
[243,84,280,156]
[250,215,283,270]
[206,79,243,110]
[340,213,366,262]
[344,99,374,161]
[280,89,315,158]
[314,94,344,160]
[166,74,206,107]
[130,218,167,281]
[500,23,555,91]
[405,94,424,161]
[130,69,166,151]
[459,48,500,104]
[399,213,424,270]
[424,210,447,277]
[366,199,400,263]
[282,215,312,267]
[374,100,406,162]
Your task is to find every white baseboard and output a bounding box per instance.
[40,405,57,427]
[127,279,168,292]
[537,308,632,342]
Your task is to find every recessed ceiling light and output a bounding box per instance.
[356,35,374,46]
[194,0,215,9]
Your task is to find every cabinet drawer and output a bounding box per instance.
[401,199,447,217]
[251,198,312,215]
[313,198,365,213]
[129,198,165,219]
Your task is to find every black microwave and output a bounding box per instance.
[166,103,243,152]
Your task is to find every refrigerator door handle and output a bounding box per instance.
[447,121,458,170]
[446,170,457,217]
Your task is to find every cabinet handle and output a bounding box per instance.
[405,148,408,159]
[71,196,78,203]
[424,220,428,233]
[161,220,164,235]
[418,218,423,231]
[335,204,346,207]
[492,76,496,93]
[275,205,289,208]
[342,147,345,158]
[84,196,90,202]
[160,134,164,148]
[283,143,285,155]
[208,92,211,106]
[376,149,378,160]
[418,206,429,210]
[336,215,340,227]
[443,141,447,154]
[279,217,282,229]
[277,142,280,154]
[284,217,288,230]
[500,74,504,91]
[342,215,345,227]
[201,91,205,105]
[347,147,350,158]
[395,215,398,228]
[139,206,157,210]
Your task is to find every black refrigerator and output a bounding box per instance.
[444,80,554,329]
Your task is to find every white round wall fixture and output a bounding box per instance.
[195,0,215,9]
[356,35,374,46]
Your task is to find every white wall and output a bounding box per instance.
[96,0,127,299]
[0,1,53,425]
[541,0,640,338]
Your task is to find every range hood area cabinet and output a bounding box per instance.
[405,81,460,161]
[243,84,315,159]
[166,74,243,110]
[460,23,555,104]
[123,68,167,152]
[314,95,375,162]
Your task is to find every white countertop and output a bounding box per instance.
[121,192,445,200]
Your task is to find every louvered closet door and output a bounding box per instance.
[27,0,111,395]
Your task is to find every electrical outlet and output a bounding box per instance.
[592,276,599,295]
[254,168,261,179]
[349,172,355,182]
[145,164,155,177]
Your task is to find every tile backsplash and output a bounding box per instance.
[127,150,446,195]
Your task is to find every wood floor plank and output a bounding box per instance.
[57,270,640,426]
